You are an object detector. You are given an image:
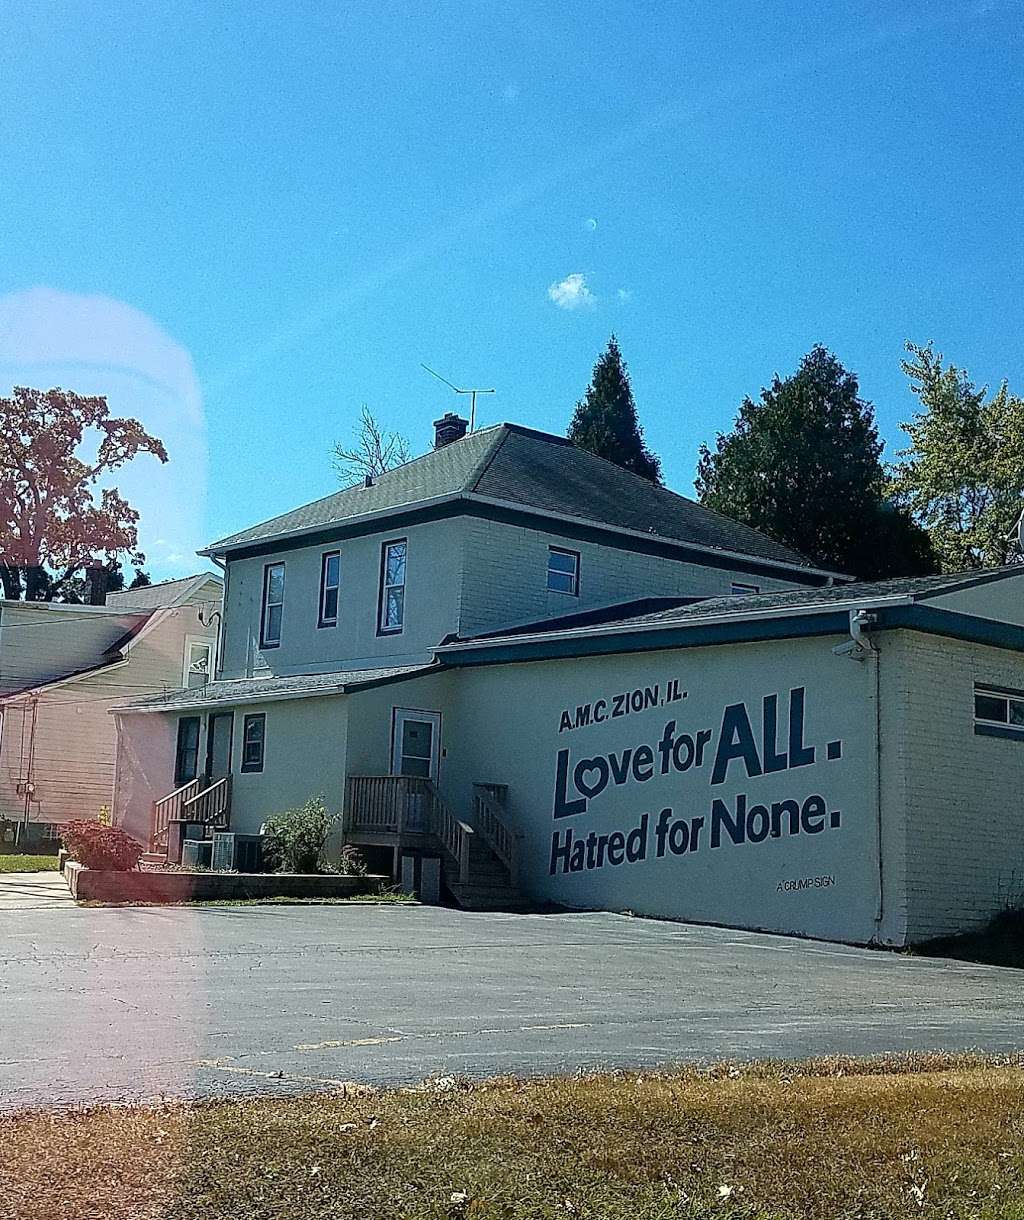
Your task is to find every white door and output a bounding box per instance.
[391,709,441,780]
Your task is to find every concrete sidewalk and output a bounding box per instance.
[0,870,75,911]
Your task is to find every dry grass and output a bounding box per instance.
[4,1055,1024,1219]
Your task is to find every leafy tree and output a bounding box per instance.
[0,387,167,600]
[889,343,1024,571]
[333,406,411,484]
[696,346,935,580]
[569,336,662,483]
[59,561,152,604]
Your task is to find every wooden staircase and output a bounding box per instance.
[344,776,528,911]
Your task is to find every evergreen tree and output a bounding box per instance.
[889,342,1024,571]
[696,346,935,580]
[568,337,662,482]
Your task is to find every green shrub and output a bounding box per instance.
[262,797,335,874]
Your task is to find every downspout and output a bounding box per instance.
[210,557,228,680]
[832,609,884,931]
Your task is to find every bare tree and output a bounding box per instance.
[332,406,412,485]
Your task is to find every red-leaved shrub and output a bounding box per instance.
[61,820,142,872]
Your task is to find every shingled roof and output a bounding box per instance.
[204,424,830,575]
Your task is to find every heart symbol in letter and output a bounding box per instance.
[574,758,609,800]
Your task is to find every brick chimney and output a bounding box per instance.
[433,412,468,449]
[85,563,109,606]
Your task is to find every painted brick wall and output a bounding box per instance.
[458,517,809,637]
[886,630,1024,941]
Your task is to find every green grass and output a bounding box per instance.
[3,1055,1024,1219]
[0,854,59,873]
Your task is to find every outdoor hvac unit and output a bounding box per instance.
[211,832,236,871]
[234,835,264,873]
[181,839,213,869]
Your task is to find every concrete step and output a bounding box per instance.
[447,882,534,912]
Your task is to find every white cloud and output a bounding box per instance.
[0,287,208,580]
[617,287,633,301]
[547,273,595,311]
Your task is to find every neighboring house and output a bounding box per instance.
[113,415,1024,946]
[0,574,221,844]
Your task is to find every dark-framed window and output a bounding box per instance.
[974,683,1024,742]
[730,582,760,596]
[260,562,285,649]
[547,546,580,596]
[241,713,266,773]
[174,716,201,786]
[378,538,407,634]
[318,550,341,628]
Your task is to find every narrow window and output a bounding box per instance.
[378,539,407,634]
[319,551,341,628]
[730,582,760,596]
[974,684,1024,740]
[174,716,201,785]
[547,546,580,596]
[241,713,266,773]
[260,562,285,649]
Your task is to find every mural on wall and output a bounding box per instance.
[535,664,874,939]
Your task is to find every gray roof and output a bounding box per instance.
[206,424,824,573]
[450,565,1024,645]
[115,663,435,713]
[105,572,222,610]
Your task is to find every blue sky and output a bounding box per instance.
[1,1,1021,577]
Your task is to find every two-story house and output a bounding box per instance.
[112,414,836,877]
[113,415,1024,946]
[0,573,221,847]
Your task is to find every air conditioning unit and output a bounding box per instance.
[211,832,236,871]
[181,839,212,870]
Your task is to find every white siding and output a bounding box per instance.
[457,517,814,638]
[2,600,219,828]
[217,521,468,679]
[884,630,1024,941]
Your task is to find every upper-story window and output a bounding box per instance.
[319,551,341,628]
[378,539,407,634]
[974,684,1024,741]
[260,562,285,649]
[183,637,213,688]
[547,546,580,596]
[730,582,760,596]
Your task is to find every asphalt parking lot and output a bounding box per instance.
[2,901,1022,1112]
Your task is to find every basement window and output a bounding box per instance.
[974,684,1024,741]
[730,582,760,596]
[547,547,580,596]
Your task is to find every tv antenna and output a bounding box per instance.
[421,364,495,432]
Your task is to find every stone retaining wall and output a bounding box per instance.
[63,860,389,903]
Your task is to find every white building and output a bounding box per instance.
[112,416,1024,944]
[0,573,221,843]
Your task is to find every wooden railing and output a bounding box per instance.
[472,783,521,887]
[182,775,232,828]
[345,775,473,883]
[151,776,205,850]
